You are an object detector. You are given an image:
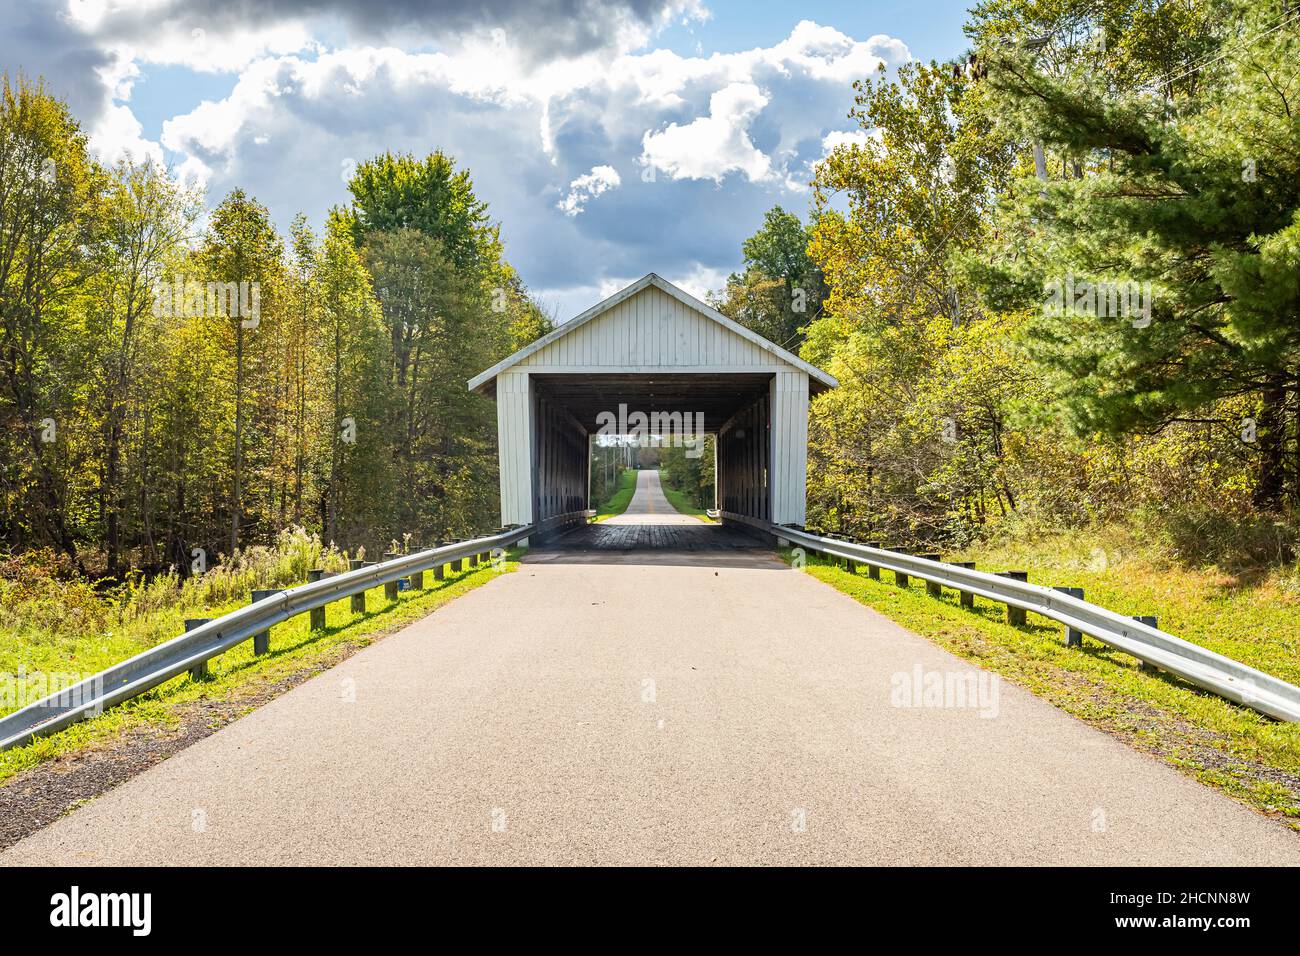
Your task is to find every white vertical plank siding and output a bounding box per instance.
[497,371,534,530]
[517,286,776,370]
[769,370,809,526]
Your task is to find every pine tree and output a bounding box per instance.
[970,1,1300,509]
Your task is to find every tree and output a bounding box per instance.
[0,73,105,562]
[968,1,1300,509]
[802,60,1026,541]
[332,151,504,275]
[659,439,715,509]
[965,0,1231,99]
[711,206,825,350]
[91,160,199,574]
[199,189,285,554]
[0,81,554,574]
[317,220,391,546]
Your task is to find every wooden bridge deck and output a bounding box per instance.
[541,522,767,552]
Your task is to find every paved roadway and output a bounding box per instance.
[603,468,700,525]
[3,473,1298,865]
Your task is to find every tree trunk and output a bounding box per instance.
[231,318,244,555]
[1252,374,1288,512]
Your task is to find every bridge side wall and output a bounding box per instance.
[769,369,809,527]
[499,371,589,541]
[533,388,589,524]
[717,389,771,523]
[716,369,808,527]
[497,370,535,534]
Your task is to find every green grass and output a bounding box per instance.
[0,552,521,785]
[951,532,1300,689]
[659,482,716,522]
[786,539,1300,824]
[592,468,638,521]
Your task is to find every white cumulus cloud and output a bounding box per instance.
[821,128,877,153]
[639,82,772,183]
[11,4,916,305]
[557,164,622,216]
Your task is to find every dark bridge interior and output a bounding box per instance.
[524,371,779,535]
[529,372,774,432]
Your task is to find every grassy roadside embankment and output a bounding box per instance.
[0,550,520,786]
[785,530,1300,825]
[659,482,717,522]
[592,468,638,521]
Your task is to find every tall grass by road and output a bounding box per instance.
[592,469,638,521]
[659,481,716,522]
[0,529,518,781]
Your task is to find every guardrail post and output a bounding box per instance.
[184,619,211,680]
[1053,587,1085,646]
[894,567,909,588]
[998,572,1029,625]
[433,540,446,581]
[865,542,881,580]
[249,590,279,654]
[308,569,327,629]
[952,561,976,607]
[382,552,400,600]
[350,559,366,613]
[409,567,425,590]
[1135,616,1159,671]
[917,554,942,596]
[450,540,463,573]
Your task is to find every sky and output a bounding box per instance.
[3,0,975,320]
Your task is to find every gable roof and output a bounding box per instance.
[467,273,838,393]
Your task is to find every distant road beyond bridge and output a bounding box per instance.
[2,472,1296,866]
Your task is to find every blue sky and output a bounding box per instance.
[657,0,972,59]
[4,0,977,319]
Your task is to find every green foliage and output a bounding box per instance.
[788,1,1300,553]
[332,150,503,274]
[591,466,637,522]
[965,0,1231,97]
[803,59,1026,543]
[0,75,555,581]
[0,527,349,688]
[710,206,825,349]
[0,74,107,564]
[968,0,1300,510]
[658,439,715,511]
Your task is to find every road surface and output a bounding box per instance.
[603,468,701,525]
[2,473,1297,865]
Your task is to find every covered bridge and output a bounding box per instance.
[468,273,837,542]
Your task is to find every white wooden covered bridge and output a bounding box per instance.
[468,273,837,542]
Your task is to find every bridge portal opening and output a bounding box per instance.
[530,372,773,548]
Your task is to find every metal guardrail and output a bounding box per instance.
[754,519,1300,722]
[8,510,1293,751]
[0,525,535,751]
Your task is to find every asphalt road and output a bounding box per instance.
[603,468,701,525]
[3,476,1297,865]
